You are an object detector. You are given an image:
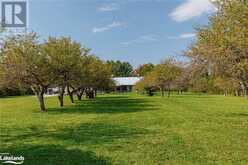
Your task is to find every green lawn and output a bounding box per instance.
[0,93,248,165]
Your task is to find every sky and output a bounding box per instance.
[28,0,216,67]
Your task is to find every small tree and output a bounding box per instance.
[153,60,181,97]
[84,56,114,99]
[44,37,82,106]
[134,72,156,96]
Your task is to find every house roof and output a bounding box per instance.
[113,77,143,86]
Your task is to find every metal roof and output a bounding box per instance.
[113,77,143,86]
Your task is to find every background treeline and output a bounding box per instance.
[0,34,114,111]
[0,87,33,97]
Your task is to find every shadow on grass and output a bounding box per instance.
[50,123,147,145]
[47,95,157,114]
[1,123,149,164]
[226,113,248,117]
[1,123,148,146]
[1,145,110,165]
[170,94,213,99]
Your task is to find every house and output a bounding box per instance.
[113,77,143,92]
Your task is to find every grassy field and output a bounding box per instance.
[0,93,248,165]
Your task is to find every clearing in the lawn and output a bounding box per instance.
[0,93,248,165]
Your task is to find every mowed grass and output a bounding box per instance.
[0,93,248,165]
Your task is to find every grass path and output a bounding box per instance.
[0,93,248,164]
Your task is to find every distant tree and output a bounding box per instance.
[174,65,190,94]
[135,59,181,97]
[185,61,217,93]
[134,72,156,96]
[153,60,181,97]
[84,56,114,99]
[133,63,154,76]
[214,77,240,96]
[107,60,133,77]
[0,33,53,111]
[66,55,114,101]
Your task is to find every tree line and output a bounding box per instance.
[186,0,248,98]
[0,34,114,111]
[135,0,248,99]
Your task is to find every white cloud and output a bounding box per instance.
[98,3,119,12]
[168,33,196,39]
[92,22,125,33]
[121,34,159,46]
[170,0,217,22]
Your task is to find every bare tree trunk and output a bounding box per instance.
[69,93,74,103]
[240,82,248,98]
[94,89,97,98]
[32,86,46,112]
[58,85,65,107]
[224,90,227,96]
[167,85,171,98]
[161,87,164,97]
[245,87,248,99]
[77,88,84,101]
[58,94,64,107]
[77,93,82,100]
[235,90,239,96]
[37,92,46,111]
[67,85,74,103]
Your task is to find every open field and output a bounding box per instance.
[0,93,248,165]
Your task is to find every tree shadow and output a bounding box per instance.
[1,123,149,164]
[226,113,248,117]
[171,94,213,99]
[1,144,110,165]
[1,123,149,146]
[47,95,157,114]
[50,123,148,145]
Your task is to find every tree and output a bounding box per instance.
[43,37,82,106]
[187,0,248,98]
[174,65,190,94]
[63,48,91,103]
[107,60,133,77]
[0,33,53,111]
[135,59,181,97]
[83,56,114,99]
[134,72,156,96]
[133,63,154,76]
[214,77,240,96]
[153,60,182,97]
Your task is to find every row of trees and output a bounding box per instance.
[186,0,248,98]
[0,33,114,111]
[107,60,133,77]
[106,61,155,77]
[135,0,248,99]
